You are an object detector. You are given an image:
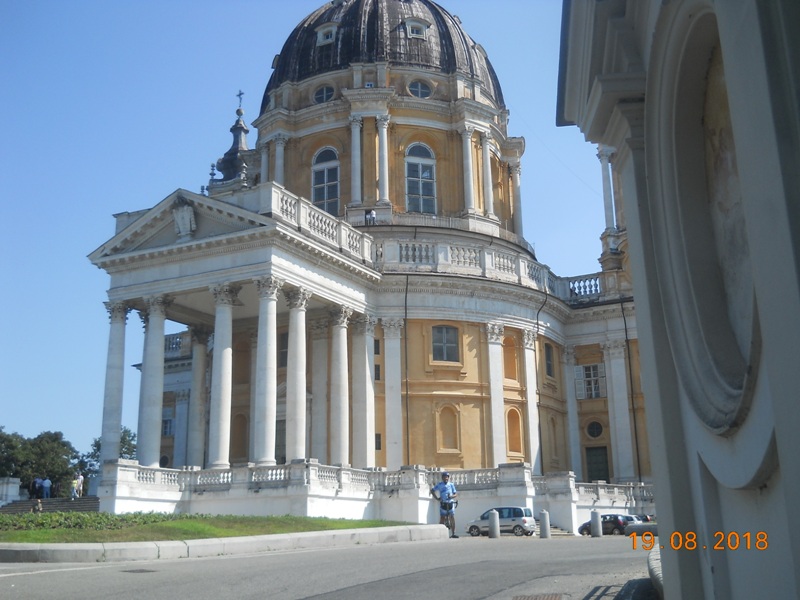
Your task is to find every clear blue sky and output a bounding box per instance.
[0,1,603,455]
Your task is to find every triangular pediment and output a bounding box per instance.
[89,189,271,261]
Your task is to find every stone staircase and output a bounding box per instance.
[0,496,100,515]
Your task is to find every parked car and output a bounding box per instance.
[578,513,630,536]
[465,506,536,537]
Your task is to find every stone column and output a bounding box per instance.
[382,318,404,470]
[329,306,353,466]
[352,315,377,468]
[349,116,363,206]
[310,317,330,463]
[563,346,581,476]
[172,389,190,468]
[186,327,210,468]
[510,163,523,237]
[253,276,283,466]
[486,322,506,467]
[597,145,616,231]
[137,295,171,468]
[376,115,390,204]
[259,142,269,184]
[603,340,635,480]
[207,283,241,470]
[284,287,311,462]
[274,135,287,186]
[100,301,130,464]
[481,132,495,218]
[523,329,542,474]
[461,126,476,213]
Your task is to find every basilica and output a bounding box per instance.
[90,0,649,522]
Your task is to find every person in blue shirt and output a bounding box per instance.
[430,471,459,538]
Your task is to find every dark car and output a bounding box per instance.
[578,513,629,536]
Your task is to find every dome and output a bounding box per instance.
[261,0,505,114]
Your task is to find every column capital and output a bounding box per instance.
[563,345,576,364]
[254,275,284,299]
[460,125,475,138]
[190,326,211,346]
[353,314,377,335]
[480,130,493,143]
[272,134,289,147]
[509,163,522,176]
[104,301,130,323]
[210,283,242,306]
[485,322,504,344]
[283,287,311,310]
[523,329,537,349]
[329,306,353,327]
[602,339,627,358]
[144,295,172,317]
[597,144,616,162]
[310,317,330,339]
[376,114,390,129]
[381,318,404,338]
[349,115,363,127]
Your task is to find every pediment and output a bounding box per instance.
[90,189,270,261]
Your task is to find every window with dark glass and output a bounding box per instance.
[432,325,459,362]
[406,144,436,214]
[314,85,334,104]
[409,80,432,98]
[312,148,339,215]
[545,343,554,377]
[279,331,289,368]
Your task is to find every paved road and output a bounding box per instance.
[0,536,656,600]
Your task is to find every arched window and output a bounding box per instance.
[312,148,339,215]
[405,143,436,214]
[438,405,459,450]
[507,407,522,454]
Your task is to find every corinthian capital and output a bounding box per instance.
[210,283,241,306]
[376,114,390,129]
[485,322,504,344]
[283,287,311,310]
[104,301,130,323]
[254,275,284,299]
[381,318,404,338]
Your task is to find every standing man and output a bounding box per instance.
[430,471,459,538]
[42,476,52,499]
[76,472,85,497]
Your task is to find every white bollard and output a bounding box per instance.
[539,509,551,539]
[591,509,603,537]
[488,509,500,538]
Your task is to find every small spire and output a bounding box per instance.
[214,95,250,182]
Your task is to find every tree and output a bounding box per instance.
[16,431,79,498]
[79,426,137,478]
[0,426,25,478]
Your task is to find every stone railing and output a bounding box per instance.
[214,182,374,266]
[99,460,655,533]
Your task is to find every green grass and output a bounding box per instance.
[0,513,410,544]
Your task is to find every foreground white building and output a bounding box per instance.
[558,0,800,596]
[89,0,653,531]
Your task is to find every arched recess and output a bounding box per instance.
[506,406,523,455]
[503,336,518,381]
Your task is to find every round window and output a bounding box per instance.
[587,421,603,438]
[409,80,432,99]
[314,86,334,104]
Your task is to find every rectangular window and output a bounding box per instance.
[374,339,381,355]
[545,343,554,377]
[574,363,606,399]
[375,433,382,451]
[374,364,381,381]
[279,331,289,368]
[162,407,174,437]
[432,325,459,362]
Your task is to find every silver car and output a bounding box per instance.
[465,506,536,537]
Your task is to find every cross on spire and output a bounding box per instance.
[237,90,244,108]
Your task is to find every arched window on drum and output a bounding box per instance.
[312,148,340,215]
[405,143,436,214]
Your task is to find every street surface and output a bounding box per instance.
[0,535,656,600]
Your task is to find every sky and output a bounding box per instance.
[0,0,604,456]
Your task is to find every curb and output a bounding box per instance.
[0,525,449,563]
